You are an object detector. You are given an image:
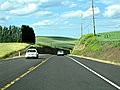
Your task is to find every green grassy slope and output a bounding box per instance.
[36,36,77,50]
[97,31,120,41]
[72,31,120,63]
[0,43,30,59]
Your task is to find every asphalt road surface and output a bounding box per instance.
[0,55,120,90]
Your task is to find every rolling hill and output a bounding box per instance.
[36,36,77,50]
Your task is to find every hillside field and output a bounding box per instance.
[0,43,30,59]
[72,31,120,64]
[36,36,77,50]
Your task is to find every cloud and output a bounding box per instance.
[16,0,53,3]
[103,5,120,18]
[0,16,10,22]
[97,0,120,5]
[32,20,56,26]
[33,7,101,27]
[60,7,100,19]
[61,1,71,5]
[32,11,57,18]
[32,6,101,31]
[0,0,64,16]
[32,21,48,26]
[9,3,38,16]
[32,7,101,29]
[0,1,10,10]
[60,10,83,19]
[83,7,100,18]
[39,0,63,9]
[78,0,84,1]
[0,0,77,17]
[68,3,78,8]
[80,1,91,8]
[32,19,69,26]
[0,1,18,11]
[61,1,78,8]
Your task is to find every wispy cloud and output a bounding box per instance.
[0,1,19,11]
[9,3,38,16]
[78,0,84,1]
[62,1,78,8]
[97,0,120,5]
[32,18,69,26]
[68,3,78,8]
[32,7,101,31]
[60,7,100,20]
[103,5,120,18]
[0,16,10,22]
[32,11,57,18]
[32,20,54,26]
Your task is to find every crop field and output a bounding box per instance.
[97,31,120,41]
[0,43,30,59]
[36,36,77,50]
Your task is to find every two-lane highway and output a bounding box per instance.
[0,55,120,90]
[0,55,51,88]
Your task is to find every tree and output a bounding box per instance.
[21,25,35,43]
[0,25,35,43]
[0,25,2,42]
[2,26,9,42]
[0,25,22,43]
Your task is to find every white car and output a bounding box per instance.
[25,48,38,59]
[57,50,64,56]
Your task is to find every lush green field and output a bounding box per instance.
[36,36,77,50]
[0,43,30,59]
[97,31,120,41]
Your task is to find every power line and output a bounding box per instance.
[86,20,92,34]
[83,20,92,34]
[79,0,96,36]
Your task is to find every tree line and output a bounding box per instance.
[0,25,35,43]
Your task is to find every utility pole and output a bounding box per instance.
[80,14,83,37]
[81,23,83,36]
[92,0,96,36]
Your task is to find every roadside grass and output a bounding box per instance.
[73,31,120,55]
[36,36,77,50]
[0,43,30,59]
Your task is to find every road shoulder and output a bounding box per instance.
[70,55,120,66]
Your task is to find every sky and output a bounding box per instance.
[0,0,120,38]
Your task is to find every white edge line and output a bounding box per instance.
[67,56,120,90]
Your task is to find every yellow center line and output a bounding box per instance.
[1,55,53,90]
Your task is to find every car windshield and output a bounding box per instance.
[27,50,36,52]
[58,50,62,52]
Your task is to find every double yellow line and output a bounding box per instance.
[1,56,53,90]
